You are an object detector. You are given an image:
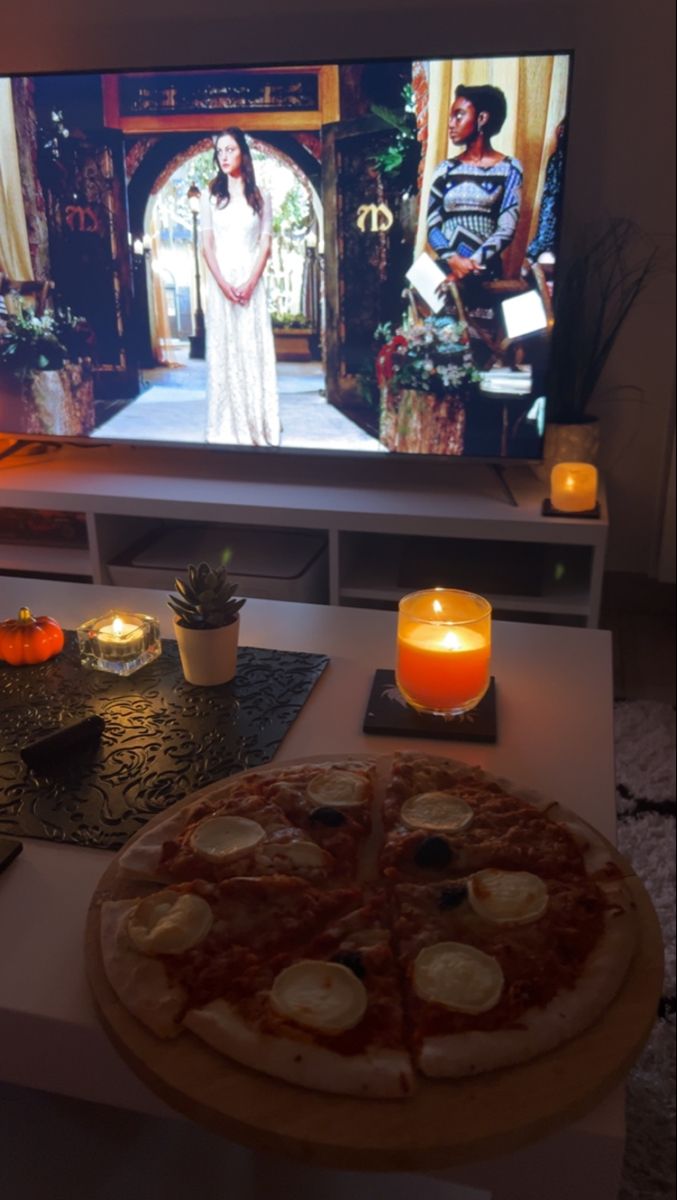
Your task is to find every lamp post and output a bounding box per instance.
[187,183,205,360]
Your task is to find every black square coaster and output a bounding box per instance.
[363,671,497,743]
[542,498,601,519]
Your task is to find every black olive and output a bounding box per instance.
[438,883,467,910]
[309,806,346,827]
[331,951,366,980]
[414,835,453,869]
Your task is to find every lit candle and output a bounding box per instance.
[550,462,598,513]
[76,610,161,676]
[96,615,145,658]
[396,589,491,716]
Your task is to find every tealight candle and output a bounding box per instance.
[396,589,492,716]
[76,611,161,676]
[550,462,598,513]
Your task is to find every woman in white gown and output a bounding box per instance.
[201,128,280,446]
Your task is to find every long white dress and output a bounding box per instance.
[201,188,280,446]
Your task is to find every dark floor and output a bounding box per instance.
[600,571,676,704]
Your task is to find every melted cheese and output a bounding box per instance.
[306,770,367,809]
[468,869,549,925]
[127,891,213,956]
[413,941,504,1013]
[189,816,265,863]
[270,961,368,1033]
[401,791,473,833]
[267,840,330,869]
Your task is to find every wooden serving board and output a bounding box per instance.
[85,755,664,1172]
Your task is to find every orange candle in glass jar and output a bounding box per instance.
[396,589,491,716]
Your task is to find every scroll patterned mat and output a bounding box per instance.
[0,633,328,850]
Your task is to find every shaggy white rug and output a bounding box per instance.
[615,701,676,1200]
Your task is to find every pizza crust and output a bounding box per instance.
[99,899,186,1038]
[418,882,638,1078]
[118,804,201,881]
[184,1000,415,1099]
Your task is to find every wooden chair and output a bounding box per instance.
[0,274,55,318]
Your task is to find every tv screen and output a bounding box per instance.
[0,53,572,461]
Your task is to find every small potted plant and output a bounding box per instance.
[0,305,96,436]
[168,559,245,686]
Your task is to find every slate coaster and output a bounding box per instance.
[0,633,328,849]
[541,499,601,519]
[363,670,497,743]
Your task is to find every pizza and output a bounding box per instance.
[96,752,637,1100]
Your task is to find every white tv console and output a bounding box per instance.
[0,444,608,626]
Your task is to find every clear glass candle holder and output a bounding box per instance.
[76,611,161,676]
[396,588,492,717]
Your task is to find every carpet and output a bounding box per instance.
[615,700,676,1200]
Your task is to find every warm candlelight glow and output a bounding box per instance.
[97,615,142,643]
[550,462,598,513]
[76,611,161,676]
[396,589,491,716]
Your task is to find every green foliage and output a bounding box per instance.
[168,560,245,630]
[271,312,311,330]
[370,84,419,183]
[0,307,94,372]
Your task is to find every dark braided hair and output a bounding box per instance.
[209,127,263,215]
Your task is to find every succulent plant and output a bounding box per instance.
[168,560,245,630]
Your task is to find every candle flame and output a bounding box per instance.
[441,629,464,650]
[112,617,124,636]
[432,598,444,614]
[565,475,576,489]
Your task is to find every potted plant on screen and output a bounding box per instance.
[541,216,665,472]
[168,558,245,686]
[0,304,96,437]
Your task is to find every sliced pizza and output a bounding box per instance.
[380,751,602,884]
[184,886,414,1099]
[391,870,637,1077]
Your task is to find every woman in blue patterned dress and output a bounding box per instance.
[427,85,523,366]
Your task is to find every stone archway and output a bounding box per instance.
[126,132,322,366]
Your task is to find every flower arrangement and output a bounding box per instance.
[375,315,480,397]
[0,307,95,373]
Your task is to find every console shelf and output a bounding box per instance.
[0,446,608,626]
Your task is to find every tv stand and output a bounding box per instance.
[0,445,608,626]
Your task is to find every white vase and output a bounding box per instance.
[173,616,239,686]
[534,418,600,482]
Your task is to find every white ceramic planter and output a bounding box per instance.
[173,616,239,686]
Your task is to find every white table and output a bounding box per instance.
[0,578,623,1200]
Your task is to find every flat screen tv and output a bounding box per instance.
[0,52,572,463]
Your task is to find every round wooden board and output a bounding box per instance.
[85,754,664,1172]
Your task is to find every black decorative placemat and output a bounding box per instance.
[363,670,497,742]
[0,634,328,849]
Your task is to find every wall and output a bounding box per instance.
[2,0,675,575]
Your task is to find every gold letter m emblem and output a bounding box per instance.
[356,202,394,233]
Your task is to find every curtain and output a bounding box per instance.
[0,78,32,280]
[146,199,180,367]
[413,56,569,279]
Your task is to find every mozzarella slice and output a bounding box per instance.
[468,869,548,925]
[127,891,213,956]
[267,840,330,869]
[270,961,368,1033]
[189,816,265,863]
[413,942,504,1014]
[306,770,367,809]
[401,791,473,833]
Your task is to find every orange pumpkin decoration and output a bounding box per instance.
[0,607,65,666]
